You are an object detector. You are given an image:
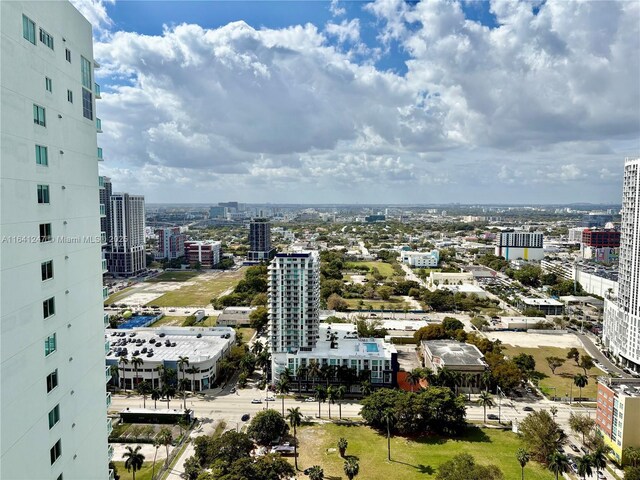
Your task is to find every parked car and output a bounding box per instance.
[487,414,499,420]
[304,397,315,402]
[570,444,580,453]
[523,406,534,412]
[241,414,250,421]
[251,399,262,404]
[265,396,275,402]
[230,387,236,393]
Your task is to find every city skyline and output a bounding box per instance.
[70,0,639,204]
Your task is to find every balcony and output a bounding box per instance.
[107,442,114,459]
[97,147,103,161]
[95,82,101,98]
[101,232,107,245]
[103,286,109,300]
[106,392,112,408]
[109,470,115,480]
[105,366,111,383]
[105,340,110,355]
[96,117,102,133]
[102,258,107,273]
[100,204,106,217]
[98,175,105,188]
[107,418,113,435]
[104,313,109,327]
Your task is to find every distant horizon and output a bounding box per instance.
[145,201,622,208]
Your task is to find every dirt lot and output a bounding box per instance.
[484,331,582,348]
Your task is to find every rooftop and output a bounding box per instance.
[422,339,486,367]
[295,323,396,358]
[521,297,563,306]
[599,377,640,398]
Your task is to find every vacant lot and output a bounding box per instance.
[503,345,599,400]
[344,297,410,311]
[295,424,554,479]
[346,261,395,278]
[146,270,201,282]
[112,461,155,480]
[105,286,135,306]
[149,315,218,327]
[146,268,246,307]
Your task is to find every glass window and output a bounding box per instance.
[43,297,55,319]
[35,145,48,165]
[82,89,93,120]
[41,260,53,281]
[46,369,58,392]
[67,90,73,103]
[50,440,62,465]
[48,405,60,429]
[45,77,52,92]
[33,104,46,126]
[44,333,56,356]
[39,223,52,242]
[39,28,54,49]
[81,56,92,89]
[22,15,35,44]
[37,184,50,204]
[65,49,71,62]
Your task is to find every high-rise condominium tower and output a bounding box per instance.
[248,217,276,262]
[105,193,146,277]
[268,252,320,376]
[1,1,111,478]
[604,157,640,372]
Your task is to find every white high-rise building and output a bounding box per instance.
[1,2,111,479]
[105,193,146,277]
[604,157,640,372]
[269,252,320,377]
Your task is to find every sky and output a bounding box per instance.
[71,0,640,204]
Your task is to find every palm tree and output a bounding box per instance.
[286,407,302,470]
[276,377,290,416]
[337,437,348,457]
[251,341,264,355]
[477,391,494,424]
[296,365,307,392]
[308,360,321,389]
[177,356,190,406]
[308,465,324,480]
[624,446,640,468]
[119,357,129,391]
[516,448,530,480]
[162,385,176,409]
[326,386,337,419]
[360,380,372,397]
[550,406,558,419]
[151,388,162,409]
[344,457,360,479]
[382,409,395,461]
[591,447,608,475]
[122,445,145,480]
[130,356,143,387]
[281,366,293,382]
[136,381,152,408]
[576,454,593,480]
[157,427,173,468]
[406,368,422,392]
[573,374,588,403]
[336,385,347,419]
[548,451,569,480]
[179,378,190,409]
[151,438,160,480]
[109,364,119,388]
[314,385,327,418]
[155,365,166,390]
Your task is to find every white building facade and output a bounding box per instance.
[495,230,544,261]
[604,158,640,372]
[400,250,439,267]
[1,2,110,478]
[105,193,146,277]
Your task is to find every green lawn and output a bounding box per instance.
[344,297,409,311]
[112,461,156,480]
[503,345,599,400]
[295,424,554,480]
[346,261,395,278]
[236,327,256,343]
[146,268,246,307]
[146,270,201,282]
[149,315,218,327]
[105,287,135,306]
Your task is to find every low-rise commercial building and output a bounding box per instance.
[105,326,235,391]
[421,340,487,392]
[429,271,474,286]
[154,227,186,260]
[595,377,640,463]
[400,250,439,268]
[184,240,221,269]
[517,298,564,315]
[217,306,255,327]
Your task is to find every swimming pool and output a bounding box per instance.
[364,342,379,353]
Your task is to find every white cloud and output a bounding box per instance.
[329,0,346,17]
[70,0,114,39]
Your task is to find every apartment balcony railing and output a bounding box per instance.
[96,117,102,132]
[102,258,107,273]
[105,340,110,355]
[105,366,111,383]
[97,147,103,161]
[106,392,112,408]
[100,204,106,217]
[101,232,107,245]
[95,82,101,98]
[103,286,109,300]
[109,470,115,480]
[98,175,105,188]
[104,313,109,328]
[107,442,114,459]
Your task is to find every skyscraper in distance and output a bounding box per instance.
[248,217,276,262]
[1,1,110,478]
[105,193,146,276]
[604,157,640,373]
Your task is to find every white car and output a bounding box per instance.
[304,397,315,403]
[251,399,262,404]
[265,396,275,402]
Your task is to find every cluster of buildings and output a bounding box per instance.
[400,249,440,267]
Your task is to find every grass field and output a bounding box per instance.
[150,315,218,327]
[146,270,201,282]
[346,261,395,278]
[236,327,256,343]
[146,268,246,307]
[112,461,155,480]
[503,345,599,399]
[344,297,410,311]
[294,424,554,480]
[105,287,135,306]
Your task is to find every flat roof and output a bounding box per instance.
[293,323,396,358]
[422,340,486,367]
[521,298,563,306]
[105,326,234,363]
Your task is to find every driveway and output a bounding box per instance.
[576,333,629,377]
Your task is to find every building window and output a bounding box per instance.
[43,297,55,319]
[33,104,46,126]
[35,145,48,165]
[44,333,57,356]
[56,475,63,480]
[45,77,52,92]
[81,56,92,89]
[46,369,58,392]
[39,28,54,49]
[50,440,62,465]
[37,184,50,204]
[39,223,52,242]
[67,90,73,103]
[82,88,93,120]
[22,15,35,44]
[48,405,60,429]
[41,260,53,281]
[65,48,71,62]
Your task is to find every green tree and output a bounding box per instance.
[569,413,595,444]
[442,317,465,332]
[513,353,536,376]
[286,407,302,470]
[135,380,152,408]
[336,385,347,419]
[624,446,640,468]
[382,409,395,461]
[276,377,290,416]
[131,356,144,387]
[436,453,504,480]
[184,456,202,480]
[516,449,530,480]
[122,445,145,480]
[119,356,129,391]
[477,391,494,424]
[591,446,609,475]
[308,465,324,480]
[177,356,190,409]
[579,355,595,375]
[344,457,360,480]
[545,356,566,375]
[377,285,394,301]
[151,388,162,409]
[567,347,580,365]
[547,451,569,480]
[151,438,161,480]
[249,306,269,331]
[573,374,589,402]
[315,385,327,418]
[157,427,173,468]
[406,368,423,392]
[307,360,321,389]
[337,437,348,457]
[626,467,640,480]
[519,410,566,464]
[576,455,593,479]
[247,409,288,446]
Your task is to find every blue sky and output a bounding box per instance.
[73,0,639,204]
